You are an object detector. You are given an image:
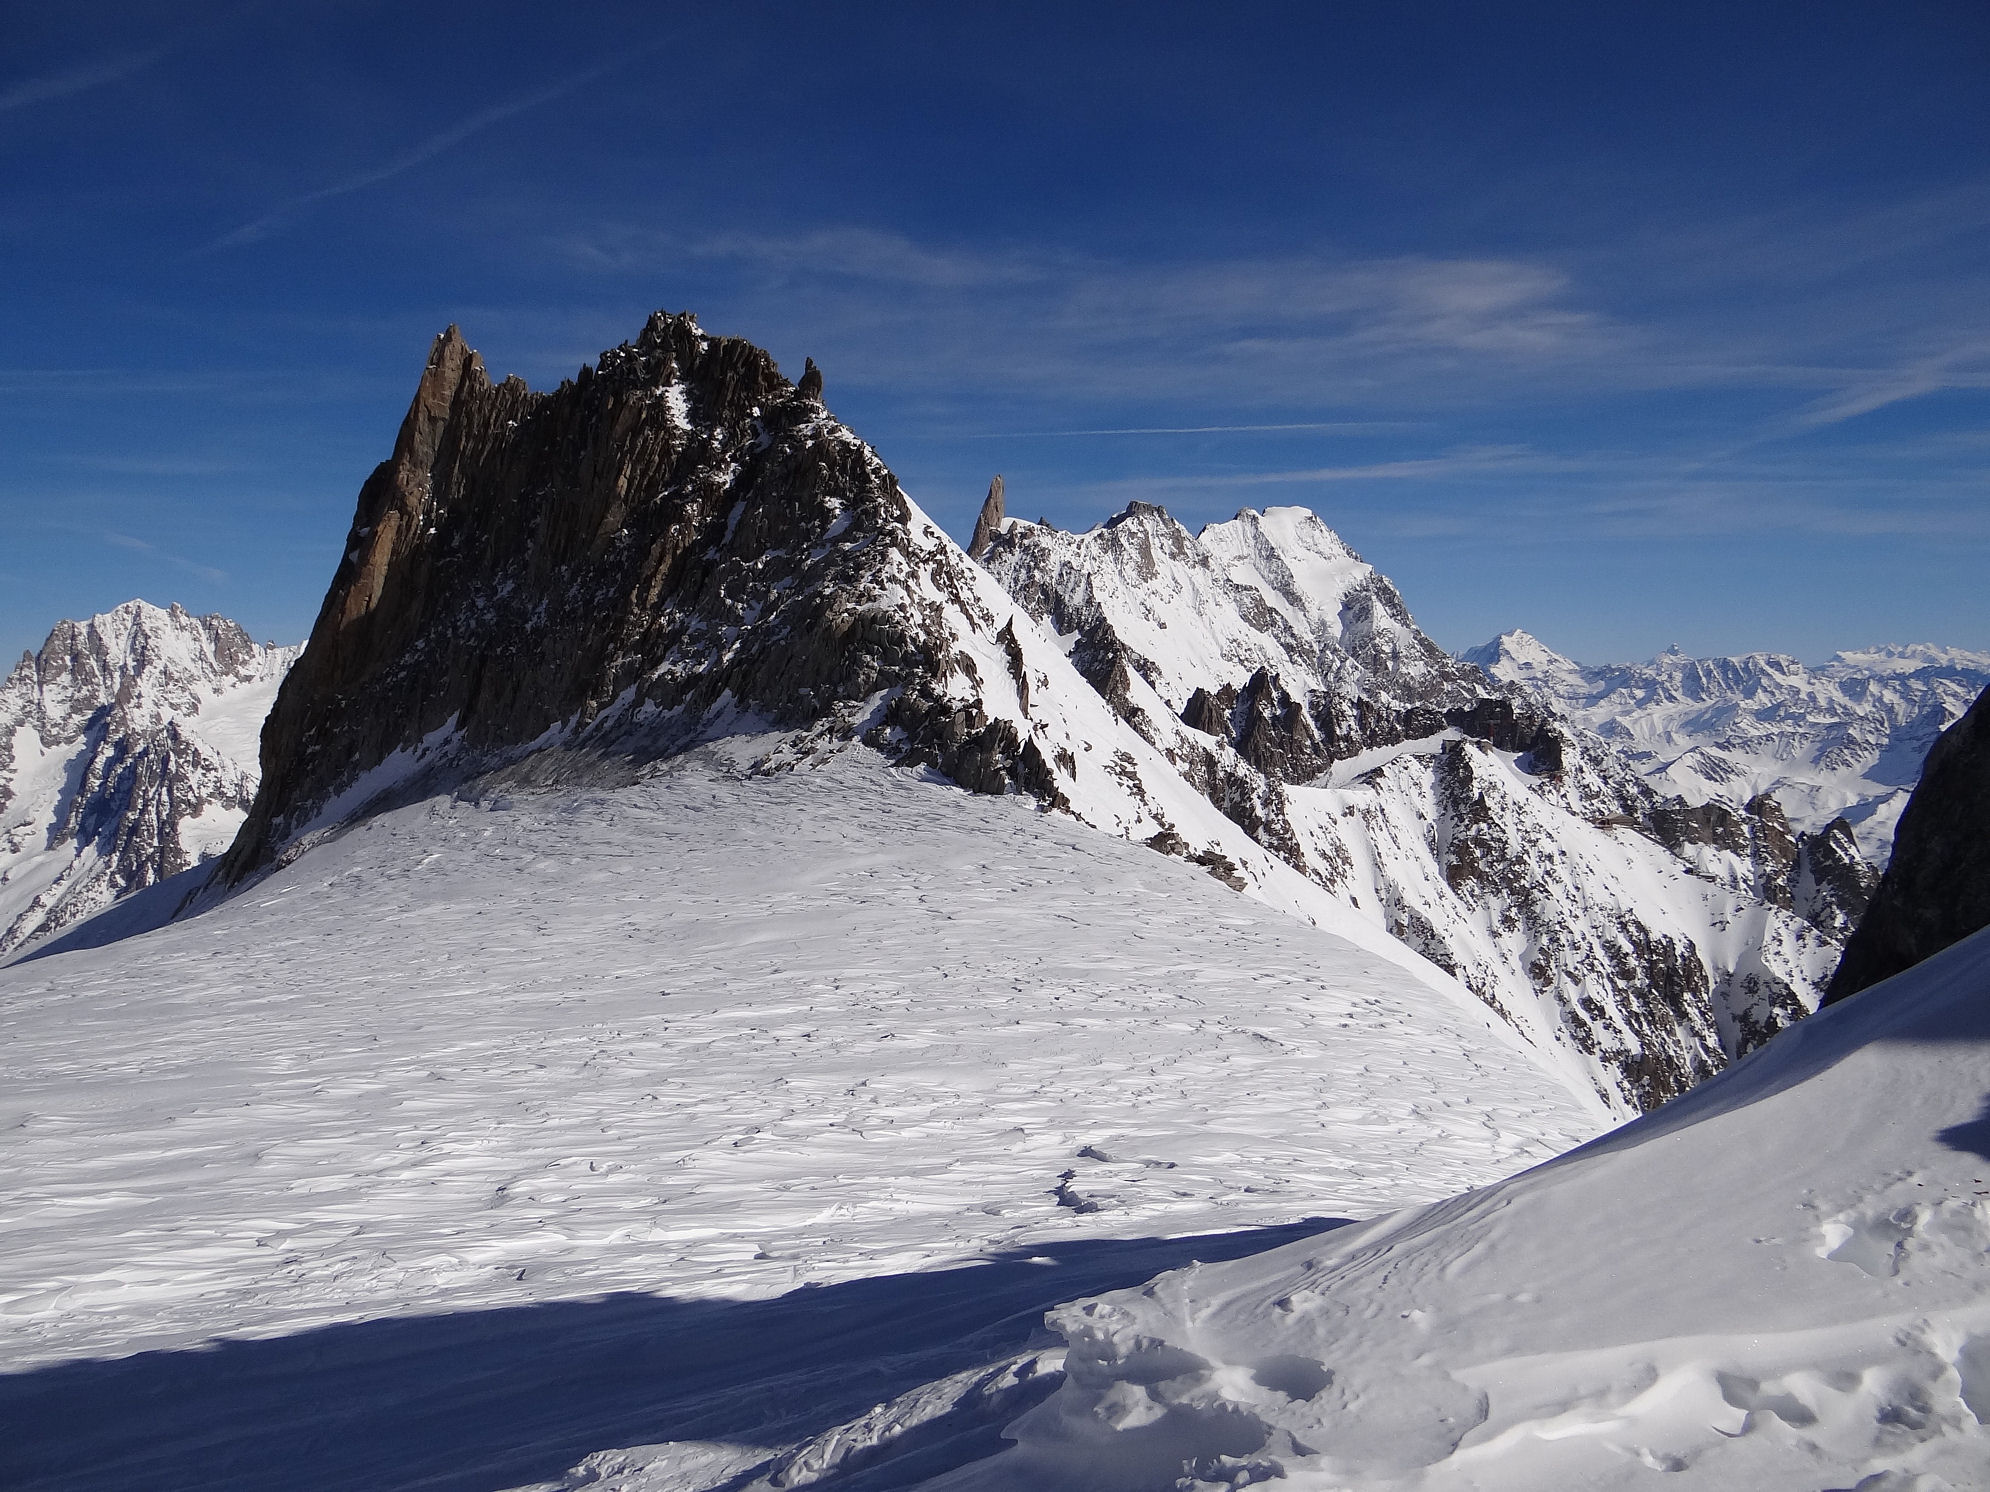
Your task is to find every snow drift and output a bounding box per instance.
[934,928,1990,1491]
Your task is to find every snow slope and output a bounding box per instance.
[0,745,1604,1490]
[939,926,1990,1492]
[1465,630,1990,861]
[0,600,297,954]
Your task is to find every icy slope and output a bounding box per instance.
[1466,629,1990,861]
[982,505,1841,1112]
[0,748,1603,1489]
[941,926,1990,1492]
[0,601,296,954]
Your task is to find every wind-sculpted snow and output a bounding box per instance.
[981,504,1839,1112]
[0,601,296,954]
[932,925,1990,1492]
[1466,628,1990,862]
[0,749,1603,1489]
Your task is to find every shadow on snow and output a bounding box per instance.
[0,1219,1347,1492]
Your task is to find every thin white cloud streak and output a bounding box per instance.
[0,51,157,112]
[206,50,656,252]
[104,531,227,583]
[1783,338,1990,433]
[1078,447,1553,491]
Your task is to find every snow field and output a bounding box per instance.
[0,747,1600,1384]
[937,927,1990,1491]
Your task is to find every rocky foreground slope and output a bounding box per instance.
[0,601,295,955]
[1466,628,1990,861]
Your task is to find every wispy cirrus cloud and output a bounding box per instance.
[0,51,158,113]
[204,46,668,253]
[555,224,1628,408]
[552,186,1990,428]
[103,531,227,583]
[1783,337,1990,433]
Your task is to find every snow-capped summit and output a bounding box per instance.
[0,600,297,954]
[1466,631,1990,859]
[1459,627,1590,698]
[980,502,1856,1112]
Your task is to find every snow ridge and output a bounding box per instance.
[940,927,1990,1492]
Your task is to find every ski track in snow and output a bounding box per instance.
[0,749,1599,1396]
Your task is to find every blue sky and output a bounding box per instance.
[3,2,1987,666]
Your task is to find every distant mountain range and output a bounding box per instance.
[1461,630,1990,862]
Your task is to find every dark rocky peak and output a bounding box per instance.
[219,311,1069,885]
[966,475,1005,560]
[1826,683,1990,1003]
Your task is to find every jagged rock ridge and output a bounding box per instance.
[212,312,1455,1028]
[977,504,1846,1111]
[0,600,296,954]
[222,315,1076,882]
[1466,628,1990,861]
[1826,682,1990,1003]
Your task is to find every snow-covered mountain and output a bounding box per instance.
[1463,628,1990,862]
[976,500,1859,1112]
[5,310,1984,1492]
[0,601,296,955]
[173,311,1848,1115]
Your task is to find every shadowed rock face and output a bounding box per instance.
[1825,683,1990,1003]
[220,313,1047,884]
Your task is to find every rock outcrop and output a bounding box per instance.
[220,317,1068,882]
[1825,683,1990,1003]
[967,476,1005,560]
[0,601,296,954]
